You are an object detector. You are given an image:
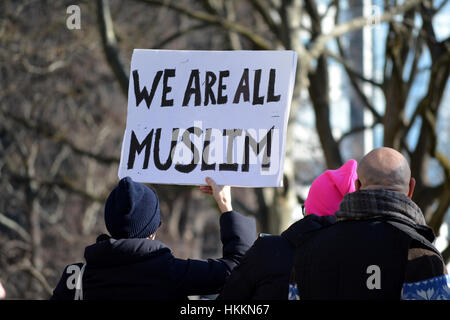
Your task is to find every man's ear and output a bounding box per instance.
[407,177,416,199]
[355,179,362,191]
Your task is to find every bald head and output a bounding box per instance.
[357,147,415,196]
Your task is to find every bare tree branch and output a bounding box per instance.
[17,259,53,296]
[435,0,450,13]
[7,169,107,203]
[198,0,221,14]
[405,34,424,92]
[223,0,242,50]
[319,0,335,21]
[0,108,120,165]
[427,151,450,234]
[326,48,383,88]
[97,0,129,95]
[420,0,447,61]
[0,212,31,242]
[337,122,379,146]
[326,48,383,122]
[309,0,422,60]
[248,0,281,38]
[22,59,67,75]
[135,0,274,50]
[304,0,322,37]
[154,23,211,48]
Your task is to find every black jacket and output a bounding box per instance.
[293,219,413,300]
[50,210,256,300]
[292,190,448,300]
[217,214,336,300]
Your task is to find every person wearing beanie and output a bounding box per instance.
[217,159,358,300]
[50,177,256,300]
[290,148,448,300]
[104,176,162,240]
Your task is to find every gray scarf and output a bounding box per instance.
[335,189,427,226]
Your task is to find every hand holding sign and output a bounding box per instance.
[118,50,297,187]
[199,177,232,214]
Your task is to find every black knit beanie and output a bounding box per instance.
[104,177,161,239]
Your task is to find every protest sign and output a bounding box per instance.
[118,49,297,187]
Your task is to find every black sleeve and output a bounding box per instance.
[216,237,264,300]
[219,210,257,269]
[172,210,256,297]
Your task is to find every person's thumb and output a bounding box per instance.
[205,177,216,190]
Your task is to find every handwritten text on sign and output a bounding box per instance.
[118,50,297,187]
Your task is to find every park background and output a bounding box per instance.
[0,0,449,299]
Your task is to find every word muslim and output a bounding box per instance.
[126,126,277,173]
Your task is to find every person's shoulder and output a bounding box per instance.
[255,233,285,245]
[281,214,337,246]
[405,240,447,283]
[402,241,449,300]
[225,234,292,277]
[252,234,292,255]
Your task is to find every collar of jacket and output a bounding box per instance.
[281,214,337,247]
[84,236,172,268]
[335,189,426,226]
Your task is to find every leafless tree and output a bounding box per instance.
[0,0,448,299]
[96,0,449,253]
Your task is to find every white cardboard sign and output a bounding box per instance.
[118,49,297,187]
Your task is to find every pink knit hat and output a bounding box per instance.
[304,159,358,216]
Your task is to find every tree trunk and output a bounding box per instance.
[309,55,343,169]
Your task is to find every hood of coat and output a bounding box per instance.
[281,214,336,247]
[84,236,172,268]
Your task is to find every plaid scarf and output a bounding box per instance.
[335,189,427,226]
